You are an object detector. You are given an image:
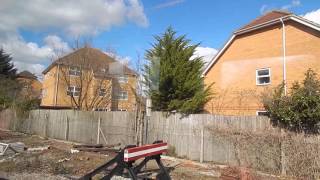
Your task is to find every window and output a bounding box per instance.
[256,68,271,85]
[99,89,106,96]
[256,111,269,116]
[67,86,80,97]
[69,66,81,76]
[117,91,128,100]
[117,75,128,83]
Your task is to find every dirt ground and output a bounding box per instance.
[0,130,281,180]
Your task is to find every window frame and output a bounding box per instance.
[256,111,269,116]
[67,86,80,97]
[99,88,107,97]
[117,91,128,100]
[69,66,81,76]
[256,68,271,86]
[117,75,128,83]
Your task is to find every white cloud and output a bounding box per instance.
[281,0,300,10]
[14,62,46,78]
[260,5,269,15]
[127,0,149,27]
[260,0,301,14]
[0,0,148,75]
[104,51,132,65]
[154,0,185,9]
[192,47,218,66]
[1,34,70,77]
[0,0,148,36]
[44,35,71,53]
[303,9,320,25]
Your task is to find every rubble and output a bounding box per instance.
[27,146,50,151]
[0,142,25,156]
[72,143,121,153]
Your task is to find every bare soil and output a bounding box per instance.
[0,130,283,180]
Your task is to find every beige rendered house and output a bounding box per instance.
[41,47,137,111]
[203,11,320,116]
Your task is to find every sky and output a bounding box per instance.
[0,0,319,77]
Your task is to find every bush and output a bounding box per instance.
[263,69,320,133]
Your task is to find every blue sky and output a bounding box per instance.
[0,0,319,76]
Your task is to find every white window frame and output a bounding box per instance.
[69,66,81,76]
[117,91,128,100]
[256,111,268,116]
[256,68,271,86]
[99,88,107,97]
[117,75,128,83]
[67,86,80,97]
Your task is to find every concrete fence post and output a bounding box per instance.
[97,117,101,144]
[65,116,69,141]
[280,128,286,176]
[200,126,204,163]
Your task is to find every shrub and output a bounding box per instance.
[263,69,320,133]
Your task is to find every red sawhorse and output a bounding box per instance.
[80,141,171,180]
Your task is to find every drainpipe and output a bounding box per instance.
[280,18,287,96]
[54,64,60,106]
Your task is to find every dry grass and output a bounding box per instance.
[208,126,320,179]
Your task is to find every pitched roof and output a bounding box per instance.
[237,10,292,32]
[17,71,37,80]
[43,47,136,76]
[203,11,320,76]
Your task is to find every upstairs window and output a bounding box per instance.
[67,86,80,97]
[117,91,128,100]
[99,89,107,96]
[117,75,128,83]
[69,66,81,76]
[256,68,271,85]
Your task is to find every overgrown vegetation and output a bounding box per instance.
[0,48,40,113]
[208,126,320,179]
[144,27,213,114]
[263,69,320,133]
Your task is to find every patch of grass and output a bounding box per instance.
[52,163,71,175]
[167,145,177,157]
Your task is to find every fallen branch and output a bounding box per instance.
[76,147,120,153]
[73,144,103,148]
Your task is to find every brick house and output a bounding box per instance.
[41,47,138,111]
[203,11,320,116]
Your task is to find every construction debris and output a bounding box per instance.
[70,149,80,154]
[75,147,119,153]
[72,143,121,153]
[73,144,103,148]
[0,142,25,156]
[27,146,50,151]
[58,158,71,163]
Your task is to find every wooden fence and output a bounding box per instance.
[0,109,136,146]
[1,109,319,176]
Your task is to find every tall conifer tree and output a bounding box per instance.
[0,49,16,77]
[144,27,213,114]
